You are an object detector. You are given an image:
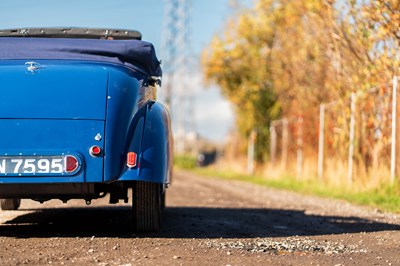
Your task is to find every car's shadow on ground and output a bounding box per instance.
[0,206,399,239]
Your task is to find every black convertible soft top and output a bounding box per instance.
[0,27,142,40]
[0,33,162,79]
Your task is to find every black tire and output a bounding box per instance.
[0,199,21,210]
[161,191,166,210]
[132,181,162,231]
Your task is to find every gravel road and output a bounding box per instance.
[0,170,399,265]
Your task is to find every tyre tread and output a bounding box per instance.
[132,182,161,231]
[0,199,21,210]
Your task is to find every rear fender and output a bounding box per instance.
[118,101,172,184]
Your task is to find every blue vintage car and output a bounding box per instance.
[0,28,173,231]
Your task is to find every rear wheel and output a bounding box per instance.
[161,191,166,210]
[0,199,21,210]
[132,181,162,231]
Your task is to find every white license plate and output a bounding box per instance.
[0,156,65,174]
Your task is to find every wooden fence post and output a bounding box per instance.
[270,125,277,164]
[391,76,398,183]
[282,118,288,168]
[318,104,325,180]
[348,92,356,185]
[247,129,257,175]
[296,115,303,179]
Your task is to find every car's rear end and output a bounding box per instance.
[0,28,172,231]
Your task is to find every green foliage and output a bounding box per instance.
[201,3,280,162]
[199,0,400,212]
[174,154,197,170]
[201,0,399,164]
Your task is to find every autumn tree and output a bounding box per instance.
[202,0,400,169]
[201,1,280,161]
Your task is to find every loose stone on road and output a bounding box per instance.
[0,170,399,265]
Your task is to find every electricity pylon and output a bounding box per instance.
[161,0,195,154]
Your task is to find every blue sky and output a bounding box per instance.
[0,0,254,140]
[0,0,252,54]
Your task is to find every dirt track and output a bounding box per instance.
[0,170,400,265]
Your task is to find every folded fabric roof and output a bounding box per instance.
[0,37,162,78]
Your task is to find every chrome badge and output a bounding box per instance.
[25,61,40,72]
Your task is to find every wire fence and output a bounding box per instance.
[258,76,399,186]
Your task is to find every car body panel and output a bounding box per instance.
[0,33,172,206]
[0,61,108,120]
[119,102,173,184]
[0,119,105,183]
[103,66,139,182]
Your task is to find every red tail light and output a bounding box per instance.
[65,155,79,173]
[89,145,102,156]
[127,152,137,168]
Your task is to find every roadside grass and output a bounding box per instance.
[176,163,400,214]
[173,154,197,170]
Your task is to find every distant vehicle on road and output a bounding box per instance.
[0,27,173,231]
[197,150,217,167]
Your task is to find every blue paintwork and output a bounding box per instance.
[118,102,173,184]
[0,60,108,120]
[0,59,172,190]
[103,67,139,182]
[0,119,104,183]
